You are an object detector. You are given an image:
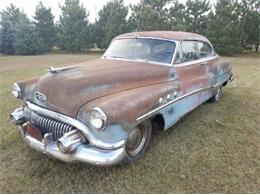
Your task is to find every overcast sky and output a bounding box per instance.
[0,0,217,23]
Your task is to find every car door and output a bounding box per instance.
[174,40,210,95]
[160,40,212,129]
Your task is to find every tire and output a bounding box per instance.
[208,86,222,102]
[120,120,152,166]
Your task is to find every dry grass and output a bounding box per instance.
[0,53,259,193]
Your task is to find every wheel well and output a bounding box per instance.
[151,114,165,132]
[222,81,228,86]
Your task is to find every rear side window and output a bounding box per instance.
[198,41,213,58]
[181,41,199,62]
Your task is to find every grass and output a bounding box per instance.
[0,53,259,193]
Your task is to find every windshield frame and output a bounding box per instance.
[102,37,177,66]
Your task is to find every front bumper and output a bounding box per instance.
[11,106,126,166]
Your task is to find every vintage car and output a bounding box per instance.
[11,31,233,166]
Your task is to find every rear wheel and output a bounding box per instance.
[209,86,222,102]
[121,120,152,165]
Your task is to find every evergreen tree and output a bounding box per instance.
[0,4,25,54]
[0,13,15,54]
[33,2,56,51]
[58,0,90,52]
[0,4,47,55]
[95,0,128,49]
[14,14,47,55]
[205,0,243,55]
[166,0,187,31]
[129,0,170,31]
[240,0,260,51]
[185,0,210,34]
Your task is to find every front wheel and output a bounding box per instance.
[209,86,222,102]
[121,120,152,165]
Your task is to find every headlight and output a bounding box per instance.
[12,83,21,98]
[89,108,107,130]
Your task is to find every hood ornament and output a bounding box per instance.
[48,66,76,74]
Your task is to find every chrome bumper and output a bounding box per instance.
[11,108,126,166]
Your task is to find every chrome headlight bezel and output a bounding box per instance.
[89,107,107,130]
[12,83,21,98]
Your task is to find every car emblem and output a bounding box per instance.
[35,92,47,102]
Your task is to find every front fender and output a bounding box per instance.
[16,76,40,101]
[77,82,180,143]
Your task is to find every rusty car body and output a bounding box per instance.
[11,31,233,166]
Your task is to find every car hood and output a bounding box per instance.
[28,59,174,117]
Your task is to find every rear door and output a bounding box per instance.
[161,40,211,129]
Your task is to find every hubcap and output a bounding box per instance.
[126,124,147,157]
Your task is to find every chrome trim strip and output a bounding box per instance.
[113,36,176,42]
[136,79,229,122]
[173,56,218,67]
[17,126,126,166]
[26,101,126,149]
[136,86,214,122]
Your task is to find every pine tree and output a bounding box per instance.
[95,0,128,49]
[185,0,210,34]
[0,4,47,55]
[166,0,187,31]
[58,0,90,52]
[0,4,24,54]
[240,0,260,52]
[129,0,170,31]
[0,13,15,54]
[14,15,47,55]
[205,0,243,55]
[33,2,56,51]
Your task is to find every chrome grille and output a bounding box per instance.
[30,111,74,141]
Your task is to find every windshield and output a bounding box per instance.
[103,38,176,64]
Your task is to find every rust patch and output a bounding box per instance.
[19,59,174,117]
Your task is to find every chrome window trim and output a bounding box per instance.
[197,40,215,58]
[173,55,218,67]
[26,101,126,149]
[172,39,217,67]
[171,40,181,65]
[102,37,177,67]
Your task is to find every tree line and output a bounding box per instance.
[0,0,259,56]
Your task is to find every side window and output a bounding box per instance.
[198,41,213,58]
[181,41,199,62]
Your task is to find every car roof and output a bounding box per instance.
[114,31,210,43]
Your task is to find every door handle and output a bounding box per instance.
[200,62,207,65]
